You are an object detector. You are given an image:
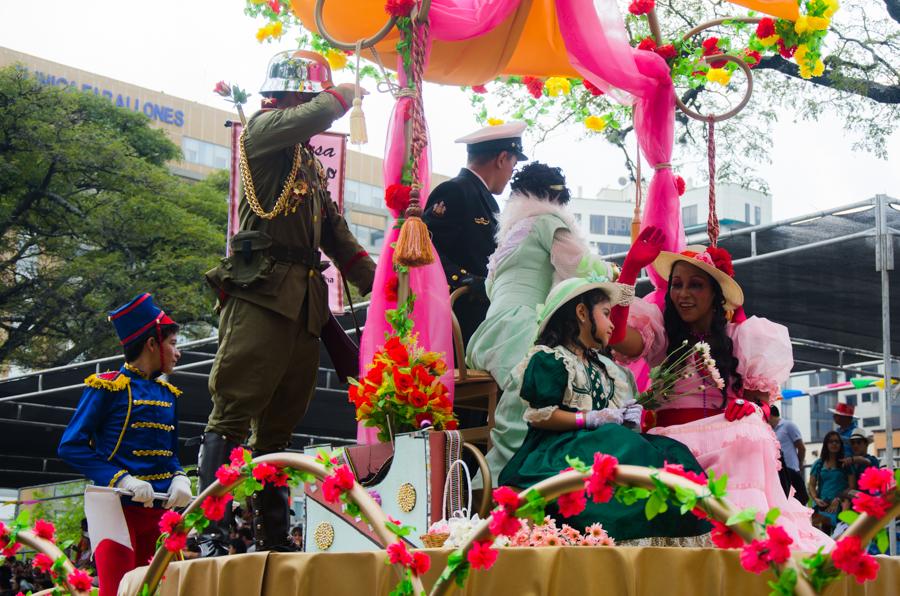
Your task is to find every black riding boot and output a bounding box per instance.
[250,448,297,552]
[197,432,239,557]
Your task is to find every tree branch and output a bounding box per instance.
[756,55,900,104]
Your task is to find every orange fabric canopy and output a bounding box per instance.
[291,0,798,86]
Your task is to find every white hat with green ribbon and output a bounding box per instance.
[535,274,635,338]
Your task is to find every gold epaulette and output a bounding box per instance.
[84,372,130,392]
[155,378,182,397]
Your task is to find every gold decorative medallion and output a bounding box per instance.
[314,522,335,550]
[397,483,417,512]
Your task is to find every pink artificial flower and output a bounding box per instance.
[832,536,880,584]
[663,463,706,485]
[557,489,588,518]
[321,475,342,503]
[493,486,520,511]
[201,494,234,522]
[674,175,686,196]
[229,446,249,467]
[32,553,54,573]
[628,0,655,15]
[587,453,618,503]
[252,462,279,485]
[67,569,93,592]
[852,492,892,519]
[411,551,431,575]
[215,465,242,486]
[267,0,280,14]
[1,543,21,558]
[710,519,744,549]
[740,539,770,574]
[637,37,657,52]
[467,540,498,570]
[858,467,896,495]
[213,81,231,96]
[471,84,488,94]
[387,541,413,567]
[163,531,188,553]
[489,509,522,537]
[158,510,183,535]
[764,525,793,564]
[33,519,56,542]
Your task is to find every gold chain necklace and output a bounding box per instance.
[239,129,304,220]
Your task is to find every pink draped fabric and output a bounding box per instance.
[428,0,522,41]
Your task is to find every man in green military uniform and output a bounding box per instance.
[200,50,376,554]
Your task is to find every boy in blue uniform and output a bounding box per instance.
[59,293,192,596]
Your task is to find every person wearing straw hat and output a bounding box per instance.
[497,276,710,543]
[58,293,190,596]
[611,245,833,552]
[201,50,376,555]
[828,402,859,458]
[843,426,880,478]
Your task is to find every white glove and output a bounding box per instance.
[165,475,193,509]
[623,401,644,427]
[117,474,155,507]
[585,408,624,429]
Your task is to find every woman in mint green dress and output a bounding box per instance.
[466,163,617,485]
[498,278,710,541]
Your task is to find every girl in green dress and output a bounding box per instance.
[498,277,710,542]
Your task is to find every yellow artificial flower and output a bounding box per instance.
[255,22,283,43]
[799,64,813,79]
[487,118,505,126]
[584,115,607,132]
[326,49,348,70]
[544,77,571,97]
[250,0,267,4]
[812,59,825,77]
[256,26,270,42]
[270,21,283,39]
[794,15,810,35]
[794,44,810,65]
[807,16,830,31]
[705,68,731,86]
[823,0,840,18]
[758,34,780,47]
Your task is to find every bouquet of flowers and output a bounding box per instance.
[638,340,725,410]
[348,294,457,443]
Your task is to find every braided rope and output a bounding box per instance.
[407,16,430,199]
[706,117,719,247]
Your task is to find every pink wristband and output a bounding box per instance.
[575,412,585,429]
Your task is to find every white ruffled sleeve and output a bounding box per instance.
[613,297,668,366]
[729,316,793,403]
[549,228,590,284]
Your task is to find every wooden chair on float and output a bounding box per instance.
[449,286,499,451]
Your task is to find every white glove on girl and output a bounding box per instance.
[585,408,625,429]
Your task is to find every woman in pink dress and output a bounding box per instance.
[611,245,833,552]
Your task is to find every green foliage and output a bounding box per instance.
[514,489,548,524]
[0,66,227,368]
[441,549,471,588]
[800,547,842,592]
[767,566,798,596]
[726,507,759,526]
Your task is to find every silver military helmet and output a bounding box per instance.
[260,50,334,95]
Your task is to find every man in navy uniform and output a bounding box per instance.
[59,293,191,596]
[423,121,528,347]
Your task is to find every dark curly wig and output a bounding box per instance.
[663,269,742,407]
[510,162,571,204]
[536,288,612,368]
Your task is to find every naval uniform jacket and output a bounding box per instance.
[423,168,498,346]
[205,93,376,335]
[58,366,185,494]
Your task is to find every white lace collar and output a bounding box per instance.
[496,193,585,244]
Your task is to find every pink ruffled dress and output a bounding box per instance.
[617,298,833,553]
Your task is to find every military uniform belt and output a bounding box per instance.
[268,245,323,268]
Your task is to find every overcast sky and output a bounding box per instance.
[2,0,898,220]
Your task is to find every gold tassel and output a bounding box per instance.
[393,190,435,267]
[349,97,367,145]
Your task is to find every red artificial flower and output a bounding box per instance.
[674,175,686,196]
[445,419,458,430]
[709,519,744,549]
[393,369,416,395]
[740,539,770,574]
[414,413,433,428]
[489,509,522,537]
[764,525,793,564]
[522,76,544,99]
[587,453,618,503]
[384,276,399,302]
[852,492,892,518]
[637,37,657,52]
[1,543,20,558]
[628,0,655,15]
[582,78,605,96]
[663,462,706,485]
[201,493,234,522]
[32,553,54,573]
[655,44,677,60]
[159,510,183,535]
[701,37,727,69]
[385,183,412,213]
[230,446,249,467]
[755,18,775,39]
[412,364,434,386]
[691,506,709,519]
[366,361,388,384]
[322,475,342,503]
[213,81,231,96]
[557,488,588,518]
[493,486,521,511]
[705,246,735,277]
[467,540,498,570]
[384,0,416,17]
[777,39,796,59]
[387,541,414,566]
[252,462,279,485]
[33,519,56,542]
[272,469,290,487]
[472,84,488,94]
[384,336,410,366]
[743,49,762,68]
[163,531,188,553]
[832,535,880,584]
[411,551,431,575]
[267,0,280,14]
[410,389,430,408]
[215,464,242,486]
[858,467,896,495]
[67,569,93,592]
